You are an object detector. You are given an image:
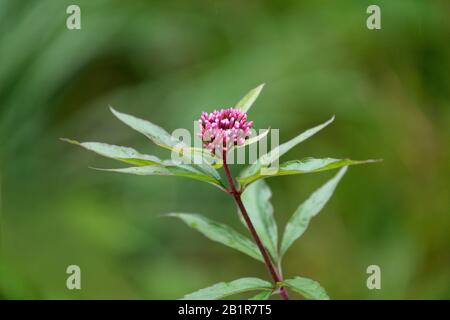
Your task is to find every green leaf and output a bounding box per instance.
[235,83,265,113]
[282,276,329,300]
[260,116,335,166]
[110,107,181,150]
[181,277,272,300]
[93,164,226,191]
[239,117,335,187]
[280,166,347,256]
[62,138,223,188]
[233,128,270,150]
[238,157,378,186]
[167,213,263,262]
[109,107,223,182]
[60,138,162,166]
[190,159,222,181]
[219,129,271,168]
[188,147,222,167]
[248,291,272,300]
[240,180,278,261]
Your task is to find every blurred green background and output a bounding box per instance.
[1,0,449,299]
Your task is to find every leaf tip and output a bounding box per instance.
[109,105,121,117]
[88,166,110,172]
[338,165,348,175]
[162,212,178,218]
[60,138,79,145]
[329,115,336,123]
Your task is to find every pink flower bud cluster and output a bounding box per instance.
[199,108,253,154]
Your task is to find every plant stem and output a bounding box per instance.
[222,152,289,300]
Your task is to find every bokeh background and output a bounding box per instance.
[1,0,449,299]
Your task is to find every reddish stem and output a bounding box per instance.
[222,152,289,300]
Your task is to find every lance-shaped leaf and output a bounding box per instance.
[110,107,222,180]
[239,117,335,187]
[240,180,279,261]
[181,277,272,300]
[235,83,265,113]
[110,107,181,150]
[167,213,263,262]
[62,139,222,188]
[281,276,329,300]
[260,116,334,166]
[110,107,213,162]
[93,164,226,191]
[280,166,347,256]
[238,157,379,186]
[248,291,272,300]
[61,138,163,166]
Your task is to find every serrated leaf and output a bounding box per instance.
[235,83,265,113]
[240,180,278,261]
[239,117,335,187]
[248,291,272,300]
[93,164,226,191]
[167,213,263,262]
[61,138,162,166]
[181,277,272,300]
[282,276,329,300]
[237,157,378,186]
[280,166,347,256]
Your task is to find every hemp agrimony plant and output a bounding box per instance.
[63,84,377,300]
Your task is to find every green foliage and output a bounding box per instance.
[64,84,376,300]
[93,164,226,191]
[238,157,379,186]
[260,116,335,166]
[248,291,272,300]
[281,277,330,300]
[232,128,270,151]
[2,0,448,300]
[62,108,226,190]
[281,167,348,256]
[238,116,335,188]
[60,138,163,166]
[110,107,181,151]
[240,180,279,262]
[167,213,263,262]
[111,106,222,173]
[181,277,272,300]
[235,83,265,113]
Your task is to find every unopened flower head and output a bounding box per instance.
[199,108,253,154]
